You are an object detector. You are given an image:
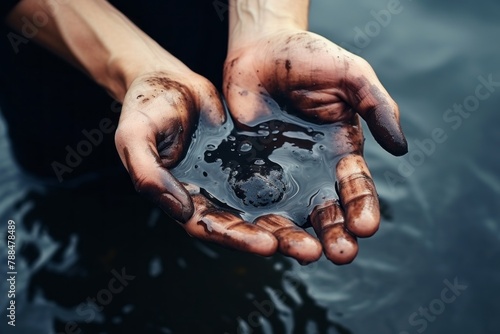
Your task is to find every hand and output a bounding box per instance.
[4,0,318,261]
[223,28,407,264]
[115,70,279,256]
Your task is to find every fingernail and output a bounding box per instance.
[367,110,408,156]
[390,130,408,156]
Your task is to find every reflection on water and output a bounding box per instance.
[2,0,500,333]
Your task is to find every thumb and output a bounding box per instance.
[345,58,408,156]
[115,103,194,222]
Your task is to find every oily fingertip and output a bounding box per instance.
[345,197,380,238]
[322,224,359,265]
[255,215,322,263]
[160,171,194,221]
[249,230,279,257]
[277,230,322,264]
[366,107,408,156]
[337,172,380,238]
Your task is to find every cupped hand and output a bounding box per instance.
[223,29,408,264]
[114,70,279,256]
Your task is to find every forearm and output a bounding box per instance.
[228,0,309,51]
[5,0,190,101]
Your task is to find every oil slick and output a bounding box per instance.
[172,105,342,226]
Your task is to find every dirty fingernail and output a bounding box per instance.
[160,193,186,223]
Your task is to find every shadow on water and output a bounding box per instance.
[7,172,354,334]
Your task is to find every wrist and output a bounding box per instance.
[106,42,192,101]
[228,0,309,52]
[6,0,194,103]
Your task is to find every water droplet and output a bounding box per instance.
[228,135,236,141]
[254,159,265,165]
[203,172,208,177]
[207,152,212,157]
[319,145,325,150]
[272,130,279,134]
[206,144,216,150]
[194,165,198,169]
[313,133,324,141]
[239,142,252,152]
[258,130,270,136]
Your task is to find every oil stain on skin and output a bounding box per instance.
[172,106,345,226]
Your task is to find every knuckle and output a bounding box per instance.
[114,126,125,147]
[114,121,134,147]
[353,56,373,72]
[198,76,215,90]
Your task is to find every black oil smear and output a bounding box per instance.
[172,108,340,226]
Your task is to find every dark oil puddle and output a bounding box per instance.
[172,106,345,226]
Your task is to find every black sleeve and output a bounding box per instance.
[1,0,20,20]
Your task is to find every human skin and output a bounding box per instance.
[223,0,407,264]
[5,0,406,265]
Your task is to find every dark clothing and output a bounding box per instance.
[0,1,228,181]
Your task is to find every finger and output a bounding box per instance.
[115,111,193,222]
[223,57,279,126]
[183,185,278,257]
[345,57,408,156]
[254,214,322,264]
[336,154,380,238]
[196,78,227,127]
[310,200,358,265]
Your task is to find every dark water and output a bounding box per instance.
[1,0,500,333]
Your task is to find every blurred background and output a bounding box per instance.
[1,0,499,333]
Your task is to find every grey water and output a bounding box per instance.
[1,0,500,333]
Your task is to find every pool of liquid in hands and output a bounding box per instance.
[171,109,343,226]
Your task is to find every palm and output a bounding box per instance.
[115,71,287,260]
[115,71,227,221]
[222,30,407,264]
